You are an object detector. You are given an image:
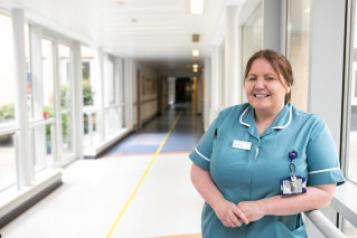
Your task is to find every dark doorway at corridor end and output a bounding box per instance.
[175,78,192,103]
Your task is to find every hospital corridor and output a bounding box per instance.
[0,0,357,237]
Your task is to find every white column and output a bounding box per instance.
[224,5,240,107]
[309,0,345,149]
[30,25,47,168]
[263,0,283,52]
[218,45,225,110]
[95,48,105,141]
[123,58,134,130]
[114,57,124,128]
[12,9,33,186]
[53,36,62,165]
[210,46,220,122]
[203,57,211,130]
[72,42,83,159]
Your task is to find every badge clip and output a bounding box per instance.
[280,150,307,196]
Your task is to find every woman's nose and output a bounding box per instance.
[254,78,265,89]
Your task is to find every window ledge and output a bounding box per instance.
[332,181,357,227]
[0,169,62,227]
[83,128,131,158]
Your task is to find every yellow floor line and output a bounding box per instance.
[105,113,182,238]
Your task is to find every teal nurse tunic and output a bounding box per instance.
[189,103,345,238]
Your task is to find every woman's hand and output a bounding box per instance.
[212,199,249,228]
[237,200,266,222]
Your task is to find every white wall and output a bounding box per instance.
[136,62,159,125]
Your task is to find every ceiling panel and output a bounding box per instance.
[1,0,247,72]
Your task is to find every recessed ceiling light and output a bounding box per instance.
[115,1,125,5]
[190,0,204,15]
[192,49,199,57]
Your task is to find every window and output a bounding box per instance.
[41,39,56,167]
[0,13,17,190]
[104,57,117,137]
[58,44,74,157]
[25,24,33,118]
[346,0,357,184]
[81,46,96,107]
[0,13,15,125]
[241,3,263,102]
[241,3,263,73]
[286,0,311,111]
[81,46,99,147]
[342,0,357,236]
[104,57,115,107]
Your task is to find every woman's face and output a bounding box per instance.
[244,58,290,115]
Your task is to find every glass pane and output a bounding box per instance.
[58,44,73,156]
[348,0,357,183]
[104,58,115,106]
[83,112,99,147]
[242,3,263,72]
[42,39,55,119]
[81,46,96,106]
[25,24,33,118]
[286,0,311,112]
[0,133,16,190]
[105,108,119,137]
[241,3,263,103]
[0,14,15,125]
[33,123,54,172]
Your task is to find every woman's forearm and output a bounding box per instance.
[261,184,336,216]
[190,164,225,209]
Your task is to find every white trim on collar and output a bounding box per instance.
[239,104,292,130]
[239,107,251,127]
[272,104,292,130]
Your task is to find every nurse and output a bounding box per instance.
[189,49,345,237]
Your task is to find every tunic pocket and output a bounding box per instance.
[276,222,307,238]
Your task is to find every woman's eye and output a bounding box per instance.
[246,76,256,81]
[266,76,275,81]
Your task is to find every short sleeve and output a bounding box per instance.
[189,116,219,171]
[306,119,345,186]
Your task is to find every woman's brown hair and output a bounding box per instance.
[244,49,294,103]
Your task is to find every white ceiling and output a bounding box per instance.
[1,0,246,73]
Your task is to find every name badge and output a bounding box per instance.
[232,140,252,150]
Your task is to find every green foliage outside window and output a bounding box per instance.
[83,79,93,106]
[0,104,14,122]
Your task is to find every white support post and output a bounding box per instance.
[95,48,105,142]
[114,58,123,128]
[224,5,240,107]
[30,25,47,169]
[12,8,33,186]
[72,42,83,159]
[203,57,211,130]
[210,46,220,121]
[123,58,134,130]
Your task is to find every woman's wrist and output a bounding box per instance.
[257,199,271,216]
[210,196,226,211]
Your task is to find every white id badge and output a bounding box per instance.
[280,176,307,196]
[232,140,252,150]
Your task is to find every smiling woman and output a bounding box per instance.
[243,50,293,133]
[189,49,345,238]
